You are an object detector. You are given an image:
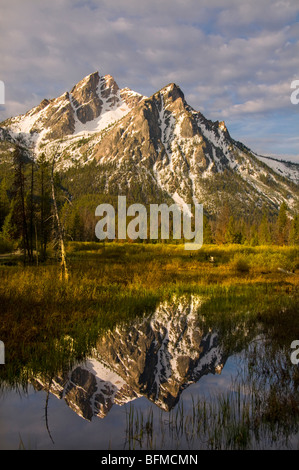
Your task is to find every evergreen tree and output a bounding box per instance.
[0,177,10,230]
[225,216,243,244]
[1,199,18,242]
[10,146,32,261]
[276,202,289,245]
[249,224,259,246]
[289,214,299,245]
[214,203,230,244]
[70,211,85,241]
[27,162,35,261]
[36,154,52,260]
[203,215,214,244]
[259,212,272,245]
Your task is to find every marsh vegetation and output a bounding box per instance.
[0,242,298,449]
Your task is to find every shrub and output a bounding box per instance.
[231,254,250,274]
[0,237,14,254]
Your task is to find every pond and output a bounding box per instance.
[0,294,299,450]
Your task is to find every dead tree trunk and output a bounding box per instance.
[50,158,68,282]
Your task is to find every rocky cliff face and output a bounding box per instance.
[71,72,103,124]
[93,295,225,412]
[32,295,226,420]
[0,71,144,147]
[0,71,298,216]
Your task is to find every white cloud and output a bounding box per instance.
[0,0,298,158]
[220,80,295,117]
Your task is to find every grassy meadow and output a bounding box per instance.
[0,241,298,387]
[0,241,299,449]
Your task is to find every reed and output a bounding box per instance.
[0,242,298,390]
[123,358,299,450]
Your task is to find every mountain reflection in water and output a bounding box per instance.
[32,295,229,421]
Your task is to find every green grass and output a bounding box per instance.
[124,380,299,450]
[0,242,298,449]
[124,343,299,450]
[0,242,298,389]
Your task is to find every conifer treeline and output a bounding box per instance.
[0,146,298,261]
[203,201,299,246]
[0,147,52,260]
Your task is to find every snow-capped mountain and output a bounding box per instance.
[0,71,298,217]
[32,295,228,420]
[1,72,144,149]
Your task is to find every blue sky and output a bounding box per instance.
[0,0,298,161]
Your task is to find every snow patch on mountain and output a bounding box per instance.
[72,101,130,136]
[255,154,299,184]
[158,93,176,162]
[1,71,298,218]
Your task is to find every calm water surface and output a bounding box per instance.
[0,294,298,450]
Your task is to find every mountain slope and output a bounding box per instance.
[1,71,144,149]
[89,82,299,215]
[0,71,298,218]
[255,154,299,185]
[32,295,228,420]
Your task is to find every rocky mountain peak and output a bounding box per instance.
[70,71,102,124]
[159,82,185,102]
[34,98,51,114]
[31,295,227,419]
[218,120,227,132]
[71,71,100,94]
[0,70,298,218]
[100,74,120,96]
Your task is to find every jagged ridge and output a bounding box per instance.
[0,71,298,217]
[32,295,227,420]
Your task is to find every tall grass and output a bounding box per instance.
[0,242,298,389]
[0,242,298,450]
[124,347,299,450]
